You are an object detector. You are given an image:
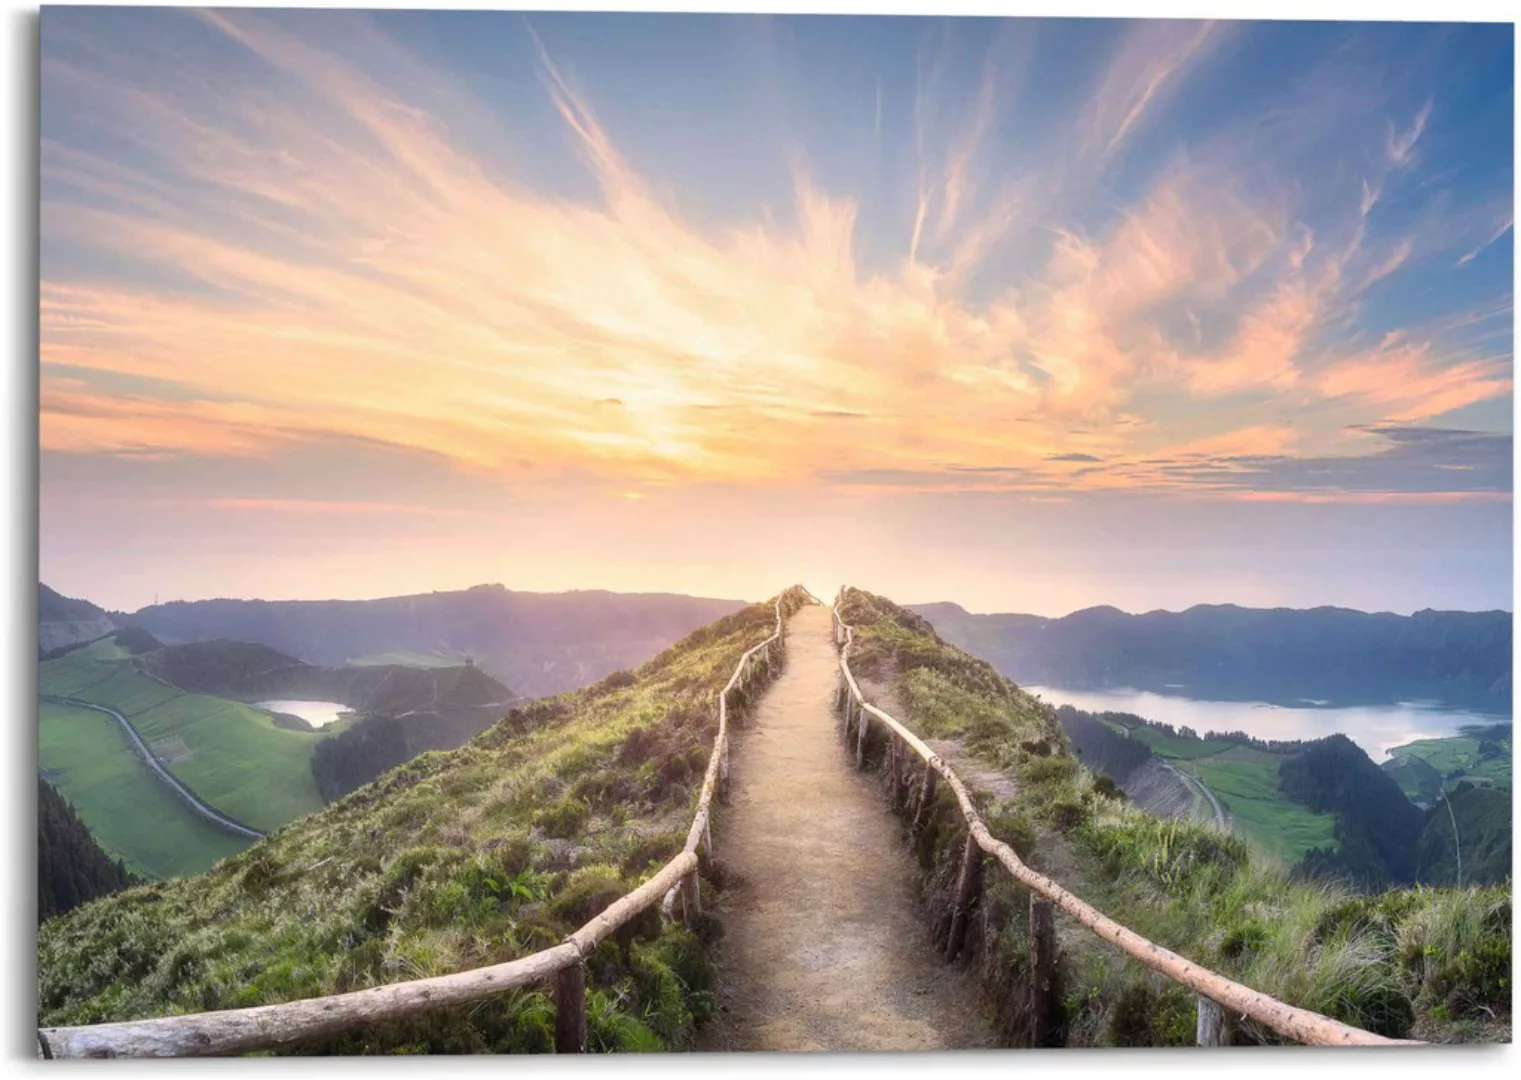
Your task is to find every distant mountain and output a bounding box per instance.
[912,601,1512,711]
[135,638,514,717]
[38,585,116,655]
[119,584,746,697]
[38,777,136,922]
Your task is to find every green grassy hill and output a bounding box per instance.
[40,636,331,835]
[1418,784,1513,887]
[841,588,1509,1045]
[1057,708,1338,864]
[1382,753,1446,805]
[39,701,252,879]
[1385,726,1512,796]
[38,589,808,1053]
[1174,747,1338,864]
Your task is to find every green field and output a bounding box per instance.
[39,702,250,880]
[40,639,332,833]
[1125,724,1238,760]
[1388,728,1513,793]
[1382,752,1444,804]
[1174,747,1338,864]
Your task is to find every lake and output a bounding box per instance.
[254,700,351,728]
[1024,685,1507,760]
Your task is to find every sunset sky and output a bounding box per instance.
[39,10,1513,614]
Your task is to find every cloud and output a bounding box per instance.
[1386,97,1433,167]
[1314,341,1511,423]
[1088,21,1219,163]
[1457,215,1514,267]
[38,11,1512,509]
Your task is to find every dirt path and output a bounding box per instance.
[701,605,993,1051]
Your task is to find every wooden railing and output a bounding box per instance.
[37,593,795,1060]
[829,586,1419,1048]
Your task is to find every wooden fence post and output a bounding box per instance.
[912,769,937,835]
[889,738,906,807]
[1028,896,1060,1047]
[679,870,701,922]
[1196,996,1227,1047]
[855,704,869,770]
[554,963,587,1053]
[945,831,983,961]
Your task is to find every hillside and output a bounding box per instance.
[1384,725,1513,803]
[39,584,116,655]
[40,634,523,875]
[1417,784,1513,888]
[121,584,746,697]
[1054,705,1338,864]
[912,601,1512,711]
[1280,735,1427,888]
[841,588,1509,1044]
[39,637,331,837]
[38,777,137,922]
[40,698,254,880]
[136,638,518,801]
[38,591,807,1052]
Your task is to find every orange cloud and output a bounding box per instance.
[1315,344,1511,423]
[37,10,1511,508]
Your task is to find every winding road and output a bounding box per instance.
[43,695,265,841]
[1161,760,1227,830]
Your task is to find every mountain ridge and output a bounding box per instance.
[911,600,1512,710]
[41,581,749,698]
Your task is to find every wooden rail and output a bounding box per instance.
[829,586,1420,1049]
[38,592,796,1059]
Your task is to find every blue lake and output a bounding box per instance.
[1024,685,1507,760]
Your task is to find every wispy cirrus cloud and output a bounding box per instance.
[1387,96,1433,167]
[38,10,1512,513]
[1457,215,1513,267]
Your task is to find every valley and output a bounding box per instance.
[915,601,1513,713]
[35,583,753,881]
[120,583,746,698]
[40,635,330,834]
[35,587,1512,1051]
[911,601,1512,885]
[39,701,252,880]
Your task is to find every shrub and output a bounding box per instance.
[536,795,591,838]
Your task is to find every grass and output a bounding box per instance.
[1383,753,1445,804]
[38,588,810,1054]
[38,701,251,880]
[838,587,1510,1046]
[1388,730,1512,792]
[40,639,332,833]
[1126,726,1237,760]
[1174,749,1338,864]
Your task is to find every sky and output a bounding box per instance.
[38,10,1515,615]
